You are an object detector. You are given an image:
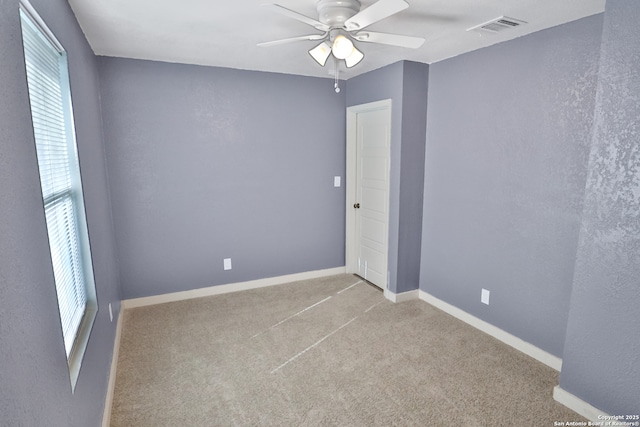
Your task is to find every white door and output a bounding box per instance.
[346,100,391,289]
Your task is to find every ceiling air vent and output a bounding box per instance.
[467,16,527,34]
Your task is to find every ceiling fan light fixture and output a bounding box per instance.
[261,0,425,79]
[331,35,354,59]
[344,46,364,68]
[309,41,332,66]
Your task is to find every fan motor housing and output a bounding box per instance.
[317,0,360,27]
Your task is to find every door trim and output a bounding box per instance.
[345,99,392,286]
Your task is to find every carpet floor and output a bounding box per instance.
[109,274,585,426]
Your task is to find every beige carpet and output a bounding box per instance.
[110,274,585,426]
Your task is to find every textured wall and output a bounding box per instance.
[559,0,640,415]
[98,58,346,299]
[346,61,428,294]
[397,62,428,293]
[0,0,120,425]
[420,15,603,357]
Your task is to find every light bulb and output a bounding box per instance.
[332,35,354,60]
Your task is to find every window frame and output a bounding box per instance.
[19,0,98,392]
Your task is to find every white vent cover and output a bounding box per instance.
[467,16,527,34]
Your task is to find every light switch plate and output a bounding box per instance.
[481,289,490,305]
[223,258,232,271]
[334,176,341,187]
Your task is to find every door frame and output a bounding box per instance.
[345,99,392,286]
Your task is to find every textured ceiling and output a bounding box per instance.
[67,0,605,79]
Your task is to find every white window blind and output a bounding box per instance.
[21,8,88,359]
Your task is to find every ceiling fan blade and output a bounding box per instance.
[344,0,409,31]
[353,31,425,48]
[264,4,331,32]
[258,34,327,47]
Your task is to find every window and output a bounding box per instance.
[20,0,97,391]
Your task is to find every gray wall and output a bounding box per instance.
[420,15,603,357]
[0,0,121,425]
[397,62,428,293]
[560,0,640,415]
[346,61,428,294]
[98,58,347,299]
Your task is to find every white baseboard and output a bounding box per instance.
[418,290,563,372]
[122,267,347,309]
[553,386,610,422]
[384,288,420,303]
[102,307,123,427]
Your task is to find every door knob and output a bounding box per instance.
[354,203,360,209]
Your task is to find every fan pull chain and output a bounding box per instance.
[334,58,340,93]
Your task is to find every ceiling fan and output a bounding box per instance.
[258,0,425,70]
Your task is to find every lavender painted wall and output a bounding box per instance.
[420,15,603,357]
[0,0,120,425]
[397,62,428,293]
[559,0,640,415]
[98,58,346,299]
[346,61,428,293]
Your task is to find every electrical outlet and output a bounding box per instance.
[481,289,490,305]
[108,302,113,322]
[223,258,232,271]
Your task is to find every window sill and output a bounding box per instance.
[68,306,97,393]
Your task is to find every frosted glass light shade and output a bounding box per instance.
[309,41,332,66]
[345,46,364,68]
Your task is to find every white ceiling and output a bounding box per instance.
[67,0,605,80]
